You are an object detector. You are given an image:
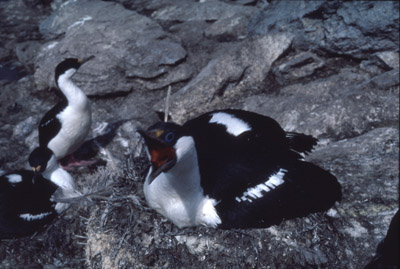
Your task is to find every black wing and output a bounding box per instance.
[0,171,57,239]
[223,109,319,155]
[216,161,342,229]
[183,109,302,199]
[182,109,340,229]
[38,100,67,147]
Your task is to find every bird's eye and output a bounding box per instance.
[164,132,175,143]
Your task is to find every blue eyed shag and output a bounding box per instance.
[28,146,81,201]
[139,109,342,229]
[38,57,93,165]
[0,170,58,239]
[0,147,79,239]
[365,210,399,268]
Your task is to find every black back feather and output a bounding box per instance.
[181,109,341,228]
[0,170,58,239]
[38,98,67,148]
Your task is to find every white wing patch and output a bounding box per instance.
[19,212,52,221]
[7,174,23,184]
[209,112,251,136]
[235,169,287,203]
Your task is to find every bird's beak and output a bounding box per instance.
[78,55,95,65]
[31,165,41,184]
[137,129,177,184]
[32,165,41,173]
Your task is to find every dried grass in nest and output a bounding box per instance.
[83,141,344,268]
[1,138,344,268]
[86,143,336,268]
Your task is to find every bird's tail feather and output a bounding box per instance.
[286,132,318,154]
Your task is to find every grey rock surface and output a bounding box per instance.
[0,0,398,268]
[151,0,257,22]
[35,0,188,97]
[249,1,399,58]
[158,34,293,123]
[244,68,399,140]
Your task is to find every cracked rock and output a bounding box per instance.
[158,33,293,123]
[244,68,399,140]
[34,0,188,95]
[272,51,325,85]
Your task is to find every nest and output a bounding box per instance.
[1,142,347,268]
[84,146,344,268]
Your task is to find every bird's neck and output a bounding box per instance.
[145,137,221,227]
[57,76,89,109]
[168,137,202,191]
[42,157,77,192]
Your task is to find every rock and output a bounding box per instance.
[248,1,399,58]
[244,68,399,140]
[151,0,256,22]
[0,0,50,59]
[34,0,188,96]
[15,41,42,73]
[375,51,400,70]
[0,47,9,62]
[204,13,250,41]
[308,127,398,205]
[272,51,325,86]
[12,116,37,141]
[368,69,400,90]
[307,127,398,266]
[0,75,51,170]
[158,33,293,123]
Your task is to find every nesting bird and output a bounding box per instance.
[365,210,399,268]
[0,147,79,239]
[28,146,81,202]
[38,57,93,166]
[139,109,342,229]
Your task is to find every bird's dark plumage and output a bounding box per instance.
[365,210,400,269]
[37,57,92,161]
[140,109,342,229]
[38,98,66,149]
[0,170,58,239]
[182,109,321,198]
[28,146,54,172]
[54,58,84,87]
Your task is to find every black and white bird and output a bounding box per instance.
[38,57,93,166]
[0,170,58,239]
[28,146,81,203]
[0,147,79,238]
[365,210,399,269]
[139,109,342,229]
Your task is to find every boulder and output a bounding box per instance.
[157,33,293,123]
[35,0,189,97]
[244,68,399,140]
[248,1,399,59]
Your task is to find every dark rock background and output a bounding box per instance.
[0,0,398,268]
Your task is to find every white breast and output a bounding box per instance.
[143,136,221,228]
[50,73,92,159]
[48,102,91,159]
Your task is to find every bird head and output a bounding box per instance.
[54,56,95,87]
[28,147,56,183]
[138,122,183,184]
